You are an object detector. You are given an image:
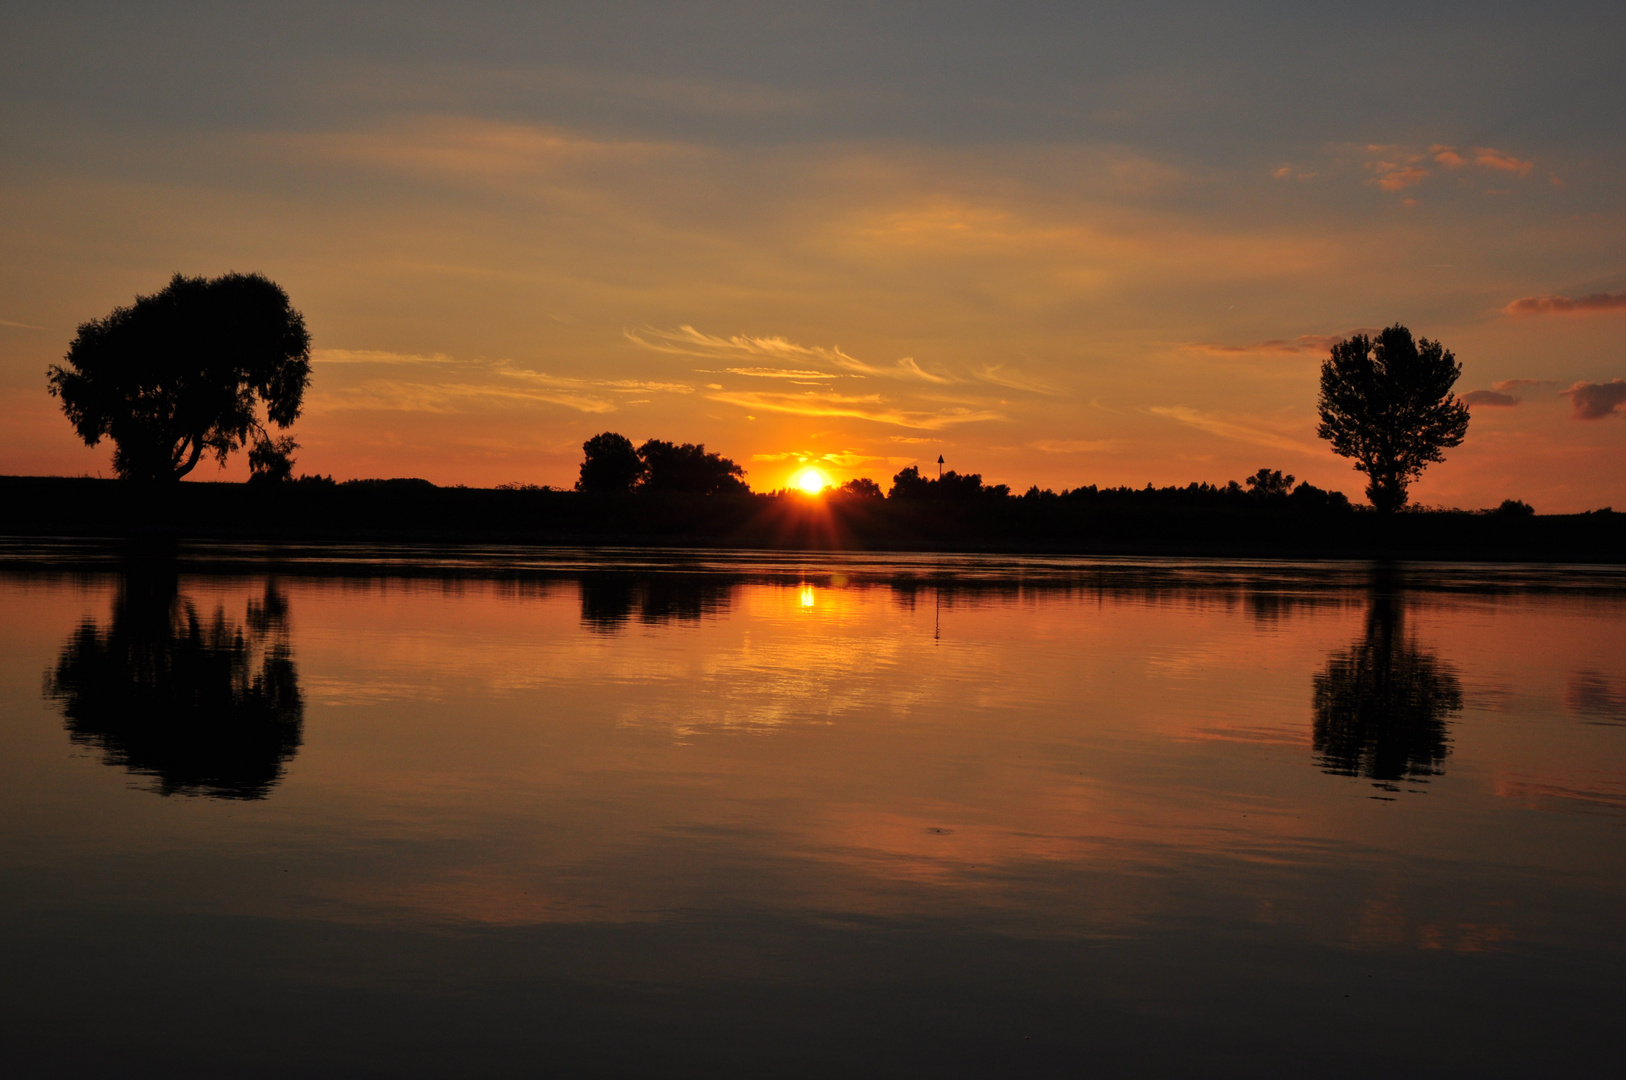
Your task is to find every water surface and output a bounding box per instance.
[2,545,1623,1077]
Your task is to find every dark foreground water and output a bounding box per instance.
[2,545,1624,1078]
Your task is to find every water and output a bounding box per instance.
[2,544,1624,1077]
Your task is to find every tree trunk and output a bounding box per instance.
[172,438,204,480]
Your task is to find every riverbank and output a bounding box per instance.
[3,474,1621,562]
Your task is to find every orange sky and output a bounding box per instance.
[2,5,1623,508]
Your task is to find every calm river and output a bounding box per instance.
[2,544,1623,1077]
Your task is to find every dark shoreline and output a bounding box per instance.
[3,474,1622,563]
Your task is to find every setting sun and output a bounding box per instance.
[794,468,830,495]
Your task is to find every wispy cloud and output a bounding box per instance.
[706,389,1002,430]
[498,366,693,395]
[0,317,50,331]
[750,448,880,469]
[309,353,691,416]
[1462,389,1519,407]
[313,348,458,365]
[1503,289,1626,316]
[626,325,953,383]
[1563,379,1626,420]
[1185,330,1376,356]
[275,118,679,185]
[1030,439,1118,454]
[311,380,619,415]
[717,367,840,380]
[1149,406,1315,453]
[972,364,1061,394]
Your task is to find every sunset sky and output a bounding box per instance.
[2,2,1623,508]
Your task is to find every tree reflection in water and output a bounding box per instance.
[578,573,736,633]
[45,569,303,799]
[1312,584,1463,792]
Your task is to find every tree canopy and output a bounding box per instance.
[1316,325,1470,512]
[888,465,1010,501]
[638,439,748,494]
[1244,468,1295,499]
[576,432,645,493]
[48,272,311,481]
[574,433,748,495]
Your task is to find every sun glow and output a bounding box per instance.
[794,468,830,494]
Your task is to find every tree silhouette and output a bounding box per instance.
[577,573,736,632]
[44,571,303,799]
[1316,325,1470,512]
[637,439,748,494]
[888,466,1008,500]
[47,273,311,481]
[1244,467,1295,499]
[836,477,884,499]
[1312,587,1462,790]
[577,432,645,493]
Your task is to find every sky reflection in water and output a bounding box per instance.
[2,553,1624,1077]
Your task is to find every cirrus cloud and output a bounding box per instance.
[705,389,1002,430]
[625,325,953,383]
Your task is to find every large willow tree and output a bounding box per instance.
[48,272,311,481]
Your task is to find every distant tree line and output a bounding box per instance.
[572,432,1355,511]
[867,464,1351,510]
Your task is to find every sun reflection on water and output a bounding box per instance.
[800,585,815,608]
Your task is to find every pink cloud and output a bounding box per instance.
[1504,289,1626,316]
[1563,379,1626,420]
[1373,166,1428,192]
[1474,149,1533,175]
[1432,146,1466,168]
[1462,389,1518,408]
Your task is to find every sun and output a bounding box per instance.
[793,467,830,494]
